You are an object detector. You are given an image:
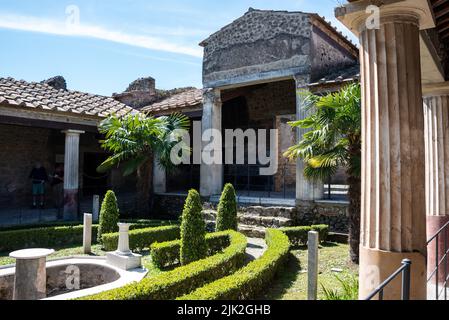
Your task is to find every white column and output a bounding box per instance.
[200,88,223,197]
[62,130,84,220]
[294,75,324,202]
[153,159,167,194]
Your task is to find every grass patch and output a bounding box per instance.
[259,242,358,300]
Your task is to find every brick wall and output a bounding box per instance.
[0,124,54,207]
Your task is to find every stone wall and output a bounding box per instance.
[0,124,54,207]
[202,9,312,87]
[310,25,358,81]
[296,201,349,233]
[275,114,296,193]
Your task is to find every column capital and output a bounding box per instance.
[62,129,85,136]
[335,0,435,36]
[293,74,311,89]
[423,81,449,97]
[202,88,221,103]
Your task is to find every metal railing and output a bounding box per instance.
[427,221,449,300]
[365,259,412,301]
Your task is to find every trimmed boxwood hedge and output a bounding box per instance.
[0,225,99,252]
[178,229,290,300]
[102,225,181,252]
[81,231,247,300]
[151,232,231,269]
[0,220,176,253]
[280,225,329,247]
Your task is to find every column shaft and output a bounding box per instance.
[424,91,449,285]
[358,15,427,300]
[153,158,167,194]
[295,75,324,202]
[63,130,84,220]
[200,88,223,197]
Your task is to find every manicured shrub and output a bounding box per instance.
[281,225,329,247]
[97,190,120,244]
[82,231,247,300]
[102,225,180,252]
[180,189,207,265]
[179,229,290,300]
[0,225,99,252]
[0,220,175,253]
[216,184,238,232]
[151,232,231,269]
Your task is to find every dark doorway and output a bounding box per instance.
[82,153,109,197]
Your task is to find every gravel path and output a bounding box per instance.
[245,237,267,263]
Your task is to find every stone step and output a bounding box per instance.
[238,214,293,228]
[240,206,296,219]
[238,224,266,239]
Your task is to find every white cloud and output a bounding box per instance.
[0,13,204,58]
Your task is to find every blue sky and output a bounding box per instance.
[0,0,356,96]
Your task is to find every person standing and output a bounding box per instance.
[29,162,48,209]
[51,164,64,209]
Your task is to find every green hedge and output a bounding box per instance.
[280,225,329,247]
[151,232,231,269]
[102,225,181,252]
[0,225,99,252]
[82,231,247,300]
[0,220,176,253]
[179,229,290,300]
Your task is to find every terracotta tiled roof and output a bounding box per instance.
[142,88,203,113]
[308,64,360,87]
[0,77,134,118]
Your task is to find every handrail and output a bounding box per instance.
[426,220,449,300]
[365,259,411,301]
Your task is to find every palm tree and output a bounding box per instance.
[285,84,361,264]
[97,112,190,213]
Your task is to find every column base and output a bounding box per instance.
[359,246,426,300]
[427,215,449,285]
[63,189,79,221]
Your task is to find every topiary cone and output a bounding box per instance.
[216,184,238,232]
[97,190,120,244]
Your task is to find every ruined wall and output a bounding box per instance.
[202,9,312,88]
[0,124,54,207]
[310,25,358,81]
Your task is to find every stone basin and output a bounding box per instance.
[0,256,147,300]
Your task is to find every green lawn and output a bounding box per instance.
[0,245,163,278]
[260,243,358,300]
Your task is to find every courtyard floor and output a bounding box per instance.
[259,243,358,300]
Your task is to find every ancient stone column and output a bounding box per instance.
[200,88,223,197]
[357,14,427,300]
[423,82,449,285]
[83,213,92,254]
[294,75,324,202]
[153,158,167,194]
[62,130,84,221]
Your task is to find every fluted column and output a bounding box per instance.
[294,75,324,202]
[63,130,84,221]
[200,88,223,197]
[423,83,449,284]
[357,15,427,299]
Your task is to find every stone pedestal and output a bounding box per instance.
[106,223,142,271]
[83,213,92,254]
[9,249,54,300]
[62,130,84,221]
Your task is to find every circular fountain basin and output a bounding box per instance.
[0,256,147,300]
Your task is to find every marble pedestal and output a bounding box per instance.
[106,223,142,271]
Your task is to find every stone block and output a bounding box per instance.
[106,252,142,271]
